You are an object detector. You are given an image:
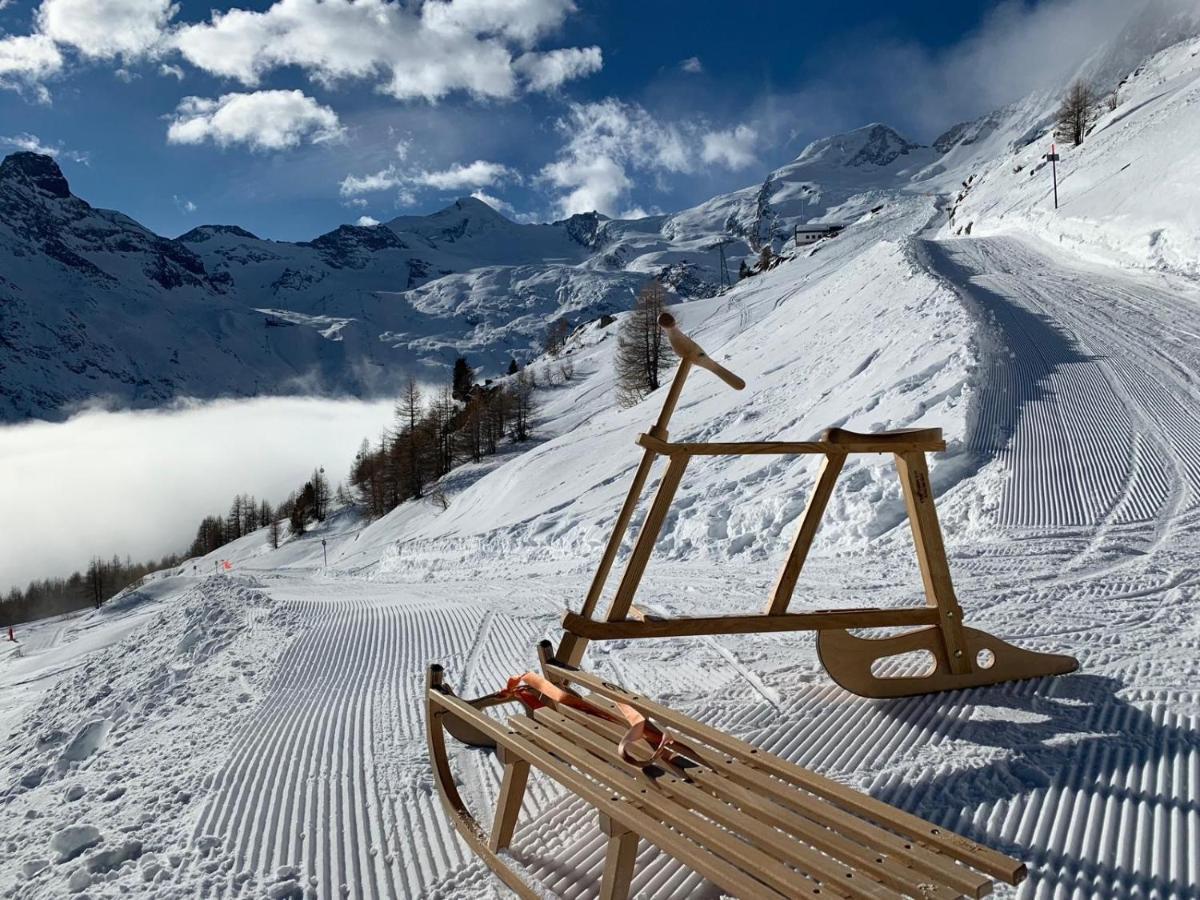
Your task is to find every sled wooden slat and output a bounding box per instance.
[508,716,845,900]
[562,606,940,640]
[529,707,902,900]
[553,704,986,899]
[428,672,788,900]
[543,659,1026,886]
[550,705,967,900]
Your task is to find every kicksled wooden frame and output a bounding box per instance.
[428,642,1028,899]
[554,313,1078,697]
[427,314,1075,897]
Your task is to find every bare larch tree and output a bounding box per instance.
[1056,81,1096,147]
[615,280,677,407]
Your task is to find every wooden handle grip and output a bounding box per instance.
[658,313,746,391]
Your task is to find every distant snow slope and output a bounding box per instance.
[1,121,945,423]
[929,26,1200,280]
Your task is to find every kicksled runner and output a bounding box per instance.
[427,314,1077,898]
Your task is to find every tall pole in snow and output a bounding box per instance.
[1047,143,1060,210]
[321,538,328,568]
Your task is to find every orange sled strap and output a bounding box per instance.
[499,671,674,767]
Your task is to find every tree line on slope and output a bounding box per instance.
[350,359,539,518]
[2,553,184,625]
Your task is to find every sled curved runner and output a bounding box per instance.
[553,313,1078,697]
[427,650,1027,900]
[817,626,1080,698]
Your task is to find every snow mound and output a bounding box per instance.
[0,577,300,898]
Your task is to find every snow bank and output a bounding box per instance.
[0,577,300,898]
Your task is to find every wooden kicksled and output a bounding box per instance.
[553,313,1078,698]
[427,313,1074,897]
[428,643,1027,899]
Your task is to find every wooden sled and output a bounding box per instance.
[427,642,1028,899]
[552,313,1078,697]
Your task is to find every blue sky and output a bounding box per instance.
[0,0,1146,239]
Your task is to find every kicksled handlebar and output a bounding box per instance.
[658,313,746,391]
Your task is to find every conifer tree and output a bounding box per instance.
[452,356,475,401]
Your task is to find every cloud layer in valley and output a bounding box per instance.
[0,397,396,594]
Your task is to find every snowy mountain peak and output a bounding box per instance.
[0,152,72,199]
[177,224,262,243]
[386,195,513,244]
[794,123,923,169]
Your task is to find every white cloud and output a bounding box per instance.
[172,0,599,102]
[0,131,58,155]
[541,154,629,219]
[539,99,698,217]
[166,90,343,152]
[418,159,517,190]
[339,165,405,197]
[0,33,63,96]
[680,56,702,74]
[700,124,757,170]
[37,0,176,60]
[355,214,380,226]
[469,188,516,217]
[515,46,602,92]
[0,397,395,595]
[172,194,196,213]
[340,158,517,199]
[159,62,184,79]
[0,131,88,161]
[421,0,576,44]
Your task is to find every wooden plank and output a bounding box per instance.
[599,828,639,900]
[488,755,530,852]
[543,662,1026,886]
[510,715,835,899]
[429,689,790,900]
[559,358,693,667]
[767,453,847,615]
[893,451,971,676]
[552,706,968,900]
[533,708,902,900]
[605,454,690,622]
[636,434,947,456]
[561,607,940,640]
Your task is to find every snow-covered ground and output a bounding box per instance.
[5,26,1200,900]
[5,217,1199,896]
